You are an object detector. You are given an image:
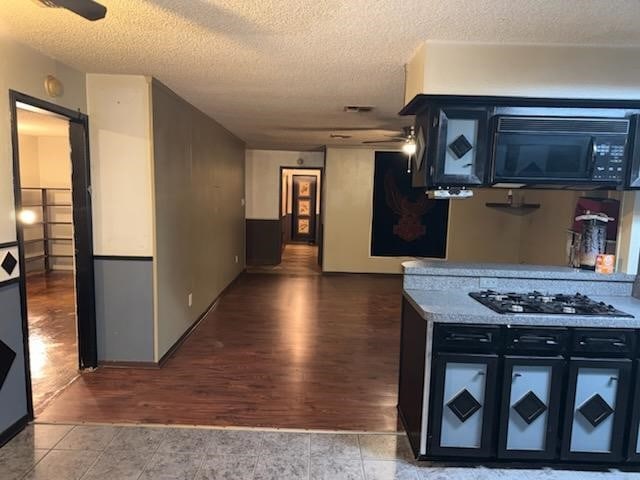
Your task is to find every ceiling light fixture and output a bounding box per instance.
[402,127,417,173]
[330,133,352,139]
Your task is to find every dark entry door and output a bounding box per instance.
[292,175,317,243]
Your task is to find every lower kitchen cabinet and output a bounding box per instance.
[629,361,640,462]
[498,357,564,460]
[561,358,632,463]
[428,353,498,458]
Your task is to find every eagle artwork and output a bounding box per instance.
[384,171,433,242]
[371,151,448,258]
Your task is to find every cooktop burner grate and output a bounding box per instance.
[469,290,633,317]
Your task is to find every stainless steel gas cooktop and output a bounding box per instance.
[469,290,634,317]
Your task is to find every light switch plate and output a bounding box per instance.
[188,293,193,307]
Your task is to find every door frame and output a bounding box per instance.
[278,166,324,246]
[9,90,97,420]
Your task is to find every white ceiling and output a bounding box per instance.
[2,1,640,149]
[17,108,69,137]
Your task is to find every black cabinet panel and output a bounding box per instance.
[432,108,489,187]
[498,356,564,460]
[561,358,631,463]
[397,298,427,457]
[428,352,498,458]
[627,360,640,463]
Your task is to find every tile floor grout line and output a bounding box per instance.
[19,447,51,480]
[357,434,367,480]
[249,431,263,479]
[133,426,167,480]
[307,431,311,480]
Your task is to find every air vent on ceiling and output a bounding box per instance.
[344,105,374,113]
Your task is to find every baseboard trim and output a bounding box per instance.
[0,277,20,289]
[0,414,29,448]
[94,255,153,262]
[0,241,18,249]
[98,360,160,369]
[157,271,244,367]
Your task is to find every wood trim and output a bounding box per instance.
[0,414,29,448]
[0,241,18,249]
[94,255,154,262]
[400,93,640,116]
[157,271,244,366]
[246,219,281,265]
[98,360,160,369]
[0,278,20,289]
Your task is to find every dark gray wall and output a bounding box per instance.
[0,283,28,434]
[94,258,154,363]
[246,219,282,265]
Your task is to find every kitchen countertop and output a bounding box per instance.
[403,260,635,282]
[404,288,640,328]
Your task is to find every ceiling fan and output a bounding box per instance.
[35,0,107,21]
[362,126,414,144]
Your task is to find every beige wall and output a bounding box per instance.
[323,148,585,273]
[18,135,40,187]
[0,35,86,245]
[18,132,73,271]
[152,80,245,360]
[87,74,155,257]
[245,149,324,220]
[408,41,640,99]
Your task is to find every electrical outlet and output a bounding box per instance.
[235,255,239,263]
[188,293,193,307]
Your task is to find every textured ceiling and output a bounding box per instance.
[17,108,69,137]
[2,1,640,149]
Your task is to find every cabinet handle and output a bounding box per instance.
[477,371,485,376]
[513,373,522,378]
[609,376,618,384]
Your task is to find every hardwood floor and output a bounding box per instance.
[39,271,404,432]
[25,271,78,415]
[246,243,321,275]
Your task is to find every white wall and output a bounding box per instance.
[0,36,86,245]
[409,41,640,99]
[86,74,154,257]
[245,149,324,220]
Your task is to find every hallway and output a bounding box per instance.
[37,272,403,432]
[246,244,321,275]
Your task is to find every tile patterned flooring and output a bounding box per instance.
[2,423,640,480]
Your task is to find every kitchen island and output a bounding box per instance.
[398,260,640,466]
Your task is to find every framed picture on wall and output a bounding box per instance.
[371,151,449,258]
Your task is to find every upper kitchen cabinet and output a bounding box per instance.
[626,115,640,189]
[402,95,640,191]
[409,102,491,189]
[432,107,489,187]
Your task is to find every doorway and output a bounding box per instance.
[10,91,96,418]
[279,167,322,271]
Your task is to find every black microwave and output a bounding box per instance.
[491,116,631,186]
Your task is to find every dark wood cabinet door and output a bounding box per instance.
[497,356,564,460]
[397,298,427,458]
[561,358,631,463]
[291,175,317,243]
[428,352,498,458]
[627,360,640,462]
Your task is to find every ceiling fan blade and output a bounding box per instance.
[53,0,107,21]
[362,139,404,144]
